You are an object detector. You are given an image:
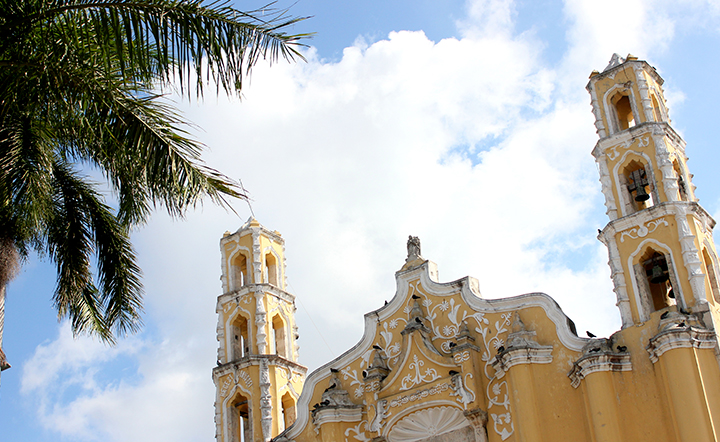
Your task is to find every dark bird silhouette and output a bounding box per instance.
[373,345,382,350]
[617,345,627,352]
[216,360,221,366]
[497,346,505,353]
[384,300,388,305]
[660,311,670,319]
[598,229,602,234]
[412,294,421,299]
[449,370,460,376]
[586,331,596,338]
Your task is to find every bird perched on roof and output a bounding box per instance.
[586,331,596,338]
[412,294,421,299]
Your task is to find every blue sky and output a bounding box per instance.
[3,1,720,441]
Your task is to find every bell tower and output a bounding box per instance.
[213,218,306,442]
[589,53,720,329]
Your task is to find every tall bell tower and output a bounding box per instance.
[589,54,720,329]
[213,218,306,442]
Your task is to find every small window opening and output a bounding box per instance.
[234,395,251,442]
[281,392,296,432]
[642,251,675,311]
[264,253,278,286]
[702,249,720,303]
[271,315,287,358]
[231,253,249,290]
[611,93,636,132]
[673,160,689,201]
[231,316,249,361]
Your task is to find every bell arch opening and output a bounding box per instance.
[231,252,250,290]
[609,91,636,133]
[232,392,252,442]
[672,159,689,202]
[651,93,665,123]
[230,314,250,361]
[702,248,720,304]
[621,160,655,213]
[264,252,279,286]
[270,314,288,358]
[280,392,296,433]
[634,248,677,316]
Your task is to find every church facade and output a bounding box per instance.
[213,55,720,442]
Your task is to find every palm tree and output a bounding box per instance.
[0,0,309,367]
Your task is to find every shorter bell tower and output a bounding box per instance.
[213,218,306,442]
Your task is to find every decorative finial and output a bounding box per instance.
[406,236,422,262]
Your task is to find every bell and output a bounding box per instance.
[634,184,650,202]
[649,262,669,284]
[628,169,651,202]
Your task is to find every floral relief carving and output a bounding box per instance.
[404,282,515,439]
[606,134,650,161]
[400,355,441,391]
[620,219,669,242]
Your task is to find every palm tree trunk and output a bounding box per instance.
[0,237,18,385]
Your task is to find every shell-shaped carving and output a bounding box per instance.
[388,406,469,441]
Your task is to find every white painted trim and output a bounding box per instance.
[567,353,632,388]
[646,326,716,363]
